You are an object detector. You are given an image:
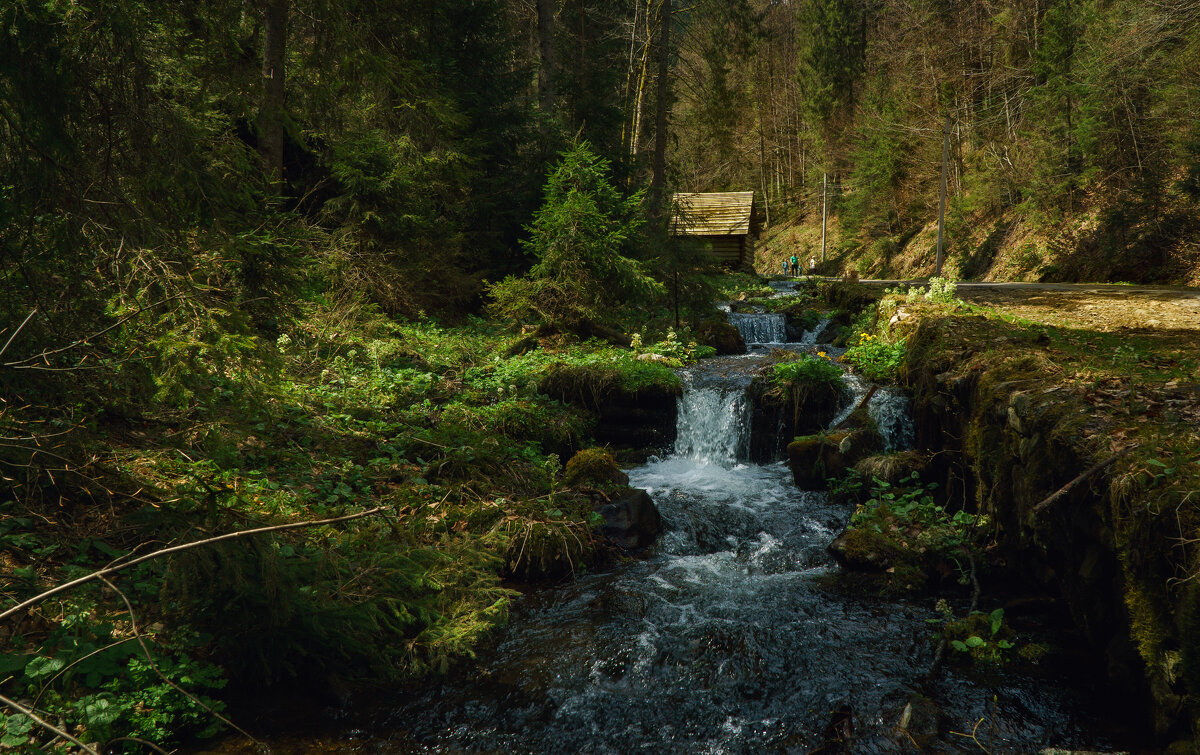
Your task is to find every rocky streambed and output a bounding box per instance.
[202,301,1154,754]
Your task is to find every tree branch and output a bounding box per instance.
[1030,445,1139,516]
[0,693,100,755]
[2,295,185,368]
[0,505,388,622]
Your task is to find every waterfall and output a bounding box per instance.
[826,373,915,451]
[728,312,786,345]
[674,380,751,465]
[798,317,832,346]
[870,389,915,451]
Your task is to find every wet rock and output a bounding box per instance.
[808,703,854,754]
[828,527,901,570]
[597,488,663,550]
[787,429,882,490]
[694,318,746,355]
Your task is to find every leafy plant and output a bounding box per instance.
[904,276,960,306]
[772,352,845,390]
[842,331,906,382]
[944,608,1016,665]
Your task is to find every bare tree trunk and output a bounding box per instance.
[537,0,557,114]
[259,0,287,187]
[649,0,671,218]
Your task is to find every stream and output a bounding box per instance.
[232,308,1141,754]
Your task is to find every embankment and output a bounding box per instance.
[903,310,1200,750]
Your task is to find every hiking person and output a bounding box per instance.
[781,259,789,275]
[789,255,798,276]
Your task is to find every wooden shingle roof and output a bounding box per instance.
[670,191,755,236]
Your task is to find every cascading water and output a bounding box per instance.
[324,355,1139,754]
[728,312,786,345]
[798,316,833,347]
[869,389,915,451]
[829,373,916,451]
[673,374,751,465]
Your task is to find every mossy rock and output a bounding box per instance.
[787,434,845,489]
[694,318,746,355]
[827,528,929,594]
[821,282,881,316]
[564,448,629,488]
[788,430,883,489]
[828,527,903,570]
[854,450,930,485]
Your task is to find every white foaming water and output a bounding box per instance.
[728,312,786,344]
[673,383,751,466]
[825,372,915,450]
[373,346,1134,755]
[870,389,915,451]
[797,317,832,346]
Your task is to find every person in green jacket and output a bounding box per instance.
[789,255,798,276]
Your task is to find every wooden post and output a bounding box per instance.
[820,172,827,263]
[935,114,950,277]
[673,271,680,329]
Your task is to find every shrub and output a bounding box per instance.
[772,353,845,390]
[842,331,906,382]
[488,142,662,329]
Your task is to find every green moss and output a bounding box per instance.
[1018,642,1052,664]
[1180,581,1200,694]
[564,448,629,488]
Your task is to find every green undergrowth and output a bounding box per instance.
[835,470,985,574]
[0,296,686,751]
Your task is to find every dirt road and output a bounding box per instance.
[858,279,1200,332]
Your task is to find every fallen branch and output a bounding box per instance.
[100,575,264,750]
[1030,445,1139,516]
[830,386,878,431]
[0,693,100,755]
[0,505,388,622]
[2,295,185,368]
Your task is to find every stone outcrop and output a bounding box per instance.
[904,316,1197,747]
[597,488,663,551]
[787,428,883,489]
[539,364,679,461]
[694,318,746,355]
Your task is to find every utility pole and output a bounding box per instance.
[935,114,950,277]
[820,172,827,263]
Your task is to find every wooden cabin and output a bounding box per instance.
[669,191,759,270]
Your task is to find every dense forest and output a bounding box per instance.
[2,0,1199,750]
[671,0,1200,282]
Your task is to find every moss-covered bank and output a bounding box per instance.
[903,307,1200,748]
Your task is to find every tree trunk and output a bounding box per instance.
[259,0,287,187]
[537,0,556,114]
[649,0,671,219]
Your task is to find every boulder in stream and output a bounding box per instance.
[694,318,747,355]
[787,429,882,489]
[597,488,663,550]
